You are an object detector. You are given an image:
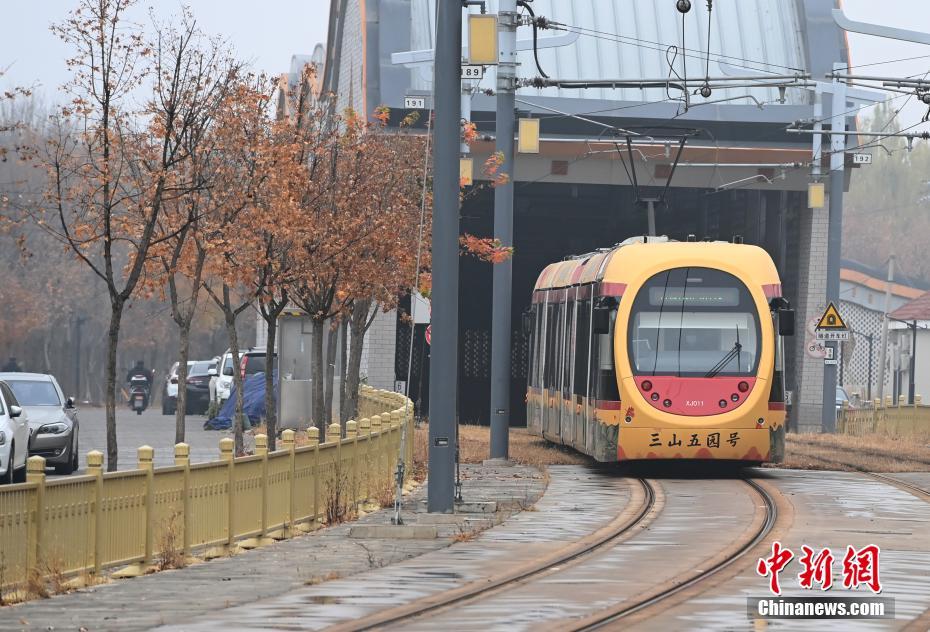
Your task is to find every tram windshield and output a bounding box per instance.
[628,267,761,377]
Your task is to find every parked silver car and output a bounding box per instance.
[0,373,79,475]
[0,379,29,484]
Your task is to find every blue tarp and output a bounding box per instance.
[204,370,278,430]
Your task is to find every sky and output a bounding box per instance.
[0,0,331,99]
[1,1,929,128]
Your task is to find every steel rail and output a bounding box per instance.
[571,477,777,631]
[793,450,930,502]
[333,477,658,632]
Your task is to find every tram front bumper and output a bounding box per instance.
[617,426,780,462]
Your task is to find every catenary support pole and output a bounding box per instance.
[877,255,895,402]
[490,0,517,460]
[910,321,917,405]
[427,0,461,513]
[822,65,846,433]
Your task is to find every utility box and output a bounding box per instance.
[276,308,344,430]
[278,309,314,430]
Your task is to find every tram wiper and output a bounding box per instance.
[704,341,742,378]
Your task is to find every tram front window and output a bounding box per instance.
[628,267,761,377]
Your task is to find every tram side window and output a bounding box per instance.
[597,306,621,402]
[525,305,536,389]
[574,297,591,397]
[532,304,543,389]
[545,303,558,389]
[563,298,574,395]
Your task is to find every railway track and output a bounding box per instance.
[793,451,930,501]
[565,477,777,631]
[336,475,781,631]
[331,477,660,632]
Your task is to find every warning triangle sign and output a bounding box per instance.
[817,302,847,329]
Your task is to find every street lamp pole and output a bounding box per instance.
[427,0,462,513]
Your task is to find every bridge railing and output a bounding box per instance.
[0,386,413,594]
[837,394,930,440]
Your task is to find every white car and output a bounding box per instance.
[1,373,79,475]
[213,347,273,407]
[0,379,30,484]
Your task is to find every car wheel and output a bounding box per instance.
[56,436,78,475]
[12,443,26,483]
[1,444,13,485]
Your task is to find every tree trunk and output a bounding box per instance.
[345,300,371,423]
[324,323,338,429]
[224,296,246,455]
[311,318,326,435]
[339,318,348,423]
[264,315,278,451]
[174,321,192,443]
[105,300,124,472]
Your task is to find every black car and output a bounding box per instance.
[162,360,214,415]
[185,361,214,414]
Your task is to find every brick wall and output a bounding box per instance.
[361,308,397,390]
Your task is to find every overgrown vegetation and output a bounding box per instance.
[323,464,357,525]
[450,425,590,467]
[155,510,187,571]
[782,432,930,472]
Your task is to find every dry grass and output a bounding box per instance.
[451,522,486,543]
[781,432,930,472]
[323,465,357,525]
[155,511,187,571]
[304,570,342,585]
[24,568,48,600]
[454,425,589,466]
[371,475,397,509]
[410,426,429,482]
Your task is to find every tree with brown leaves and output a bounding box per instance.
[32,0,238,470]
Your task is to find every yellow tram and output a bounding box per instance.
[525,236,794,463]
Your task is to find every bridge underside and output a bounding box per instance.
[397,179,825,432]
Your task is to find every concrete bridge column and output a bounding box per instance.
[790,201,829,433]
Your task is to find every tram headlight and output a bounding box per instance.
[731,393,740,402]
[718,399,728,408]
[651,392,660,402]
[738,381,750,393]
[662,399,672,408]
[641,380,653,392]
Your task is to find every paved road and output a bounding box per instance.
[55,406,235,477]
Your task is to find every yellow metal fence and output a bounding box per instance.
[837,394,930,441]
[0,386,414,592]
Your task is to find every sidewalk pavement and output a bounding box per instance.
[0,464,546,632]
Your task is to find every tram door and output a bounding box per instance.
[542,301,555,439]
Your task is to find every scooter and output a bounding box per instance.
[128,375,150,415]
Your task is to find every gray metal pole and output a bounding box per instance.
[910,321,916,405]
[489,0,517,460]
[877,255,895,402]
[867,333,873,402]
[821,67,846,433]
[428,0,461,513]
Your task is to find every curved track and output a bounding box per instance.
[332,478,659,632]
[566,477,777,631]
